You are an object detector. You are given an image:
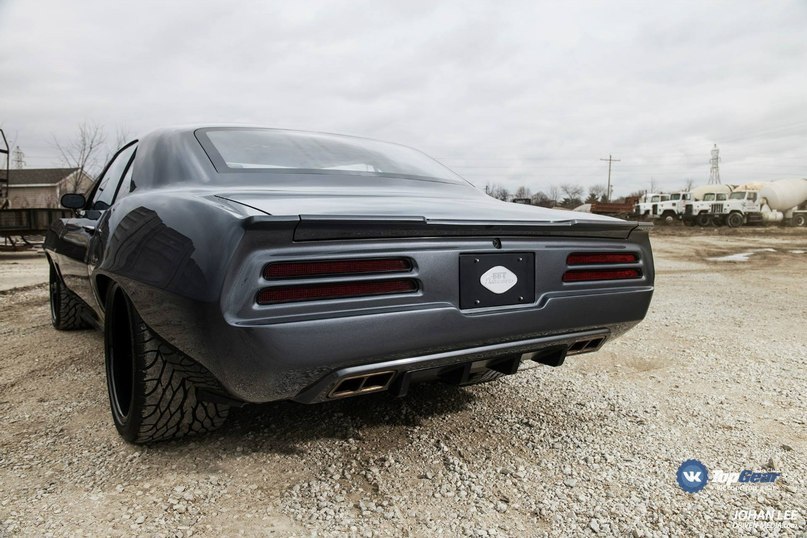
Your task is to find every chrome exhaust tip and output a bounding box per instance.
[566,337,606,355]
[328,370,396,399]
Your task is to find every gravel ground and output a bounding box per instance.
[1,229,805,537]
[0,251,48,292]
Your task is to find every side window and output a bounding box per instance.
[748,192,757,201]
[91,143,137,210]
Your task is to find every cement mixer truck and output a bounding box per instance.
[718,178,807,227]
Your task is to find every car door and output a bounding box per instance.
[57,142,137,307]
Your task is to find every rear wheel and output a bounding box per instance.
[726,212,744,228]
[104,284,229,443]
[695,214,711,227]
[49,263,90,330]
[794,214,807,227]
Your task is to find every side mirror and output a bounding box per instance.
[61,193,86,209]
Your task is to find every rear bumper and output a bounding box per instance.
[294,328,611,403]
[132,284,652,403]
[128,232,654,403]
[255,287,651,403]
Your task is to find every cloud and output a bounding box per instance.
[1,0,805,194]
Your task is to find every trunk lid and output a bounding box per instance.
[217,184,637,240]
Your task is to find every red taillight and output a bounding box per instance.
[264,258,412,279]
[567,252,638,265]
[562,269,642,282]
[257,279,418,304]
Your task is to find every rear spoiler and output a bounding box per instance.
[243,215,645,241]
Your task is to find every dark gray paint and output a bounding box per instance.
[45,126,654,403]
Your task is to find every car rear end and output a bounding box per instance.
[203,216,654,404]
[151,127,658,404]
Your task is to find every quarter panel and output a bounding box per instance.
[94,190,252,330]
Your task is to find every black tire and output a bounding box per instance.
[104,284,229,443]
[726,212,744,228]
[695,214,711,227]
[794,214,807,227]
[49,263,90,330]
[660,211,676,225]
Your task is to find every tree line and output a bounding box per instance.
[484,183,613,209]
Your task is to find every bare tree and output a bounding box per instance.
[492,185,510,201]
[559,183,584,209]
[54,122,105,192]
[483,183,510,201]
[649,177,658,194]
[531,191,552,207]
[514,185,531,199]
[625,189,646,203]
[547,185,560,205]
[683,178,694,191]
[560,183,584,200]
[587,184,607,203]
[102,127,133,165]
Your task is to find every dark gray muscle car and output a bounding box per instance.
[45,126,654,443]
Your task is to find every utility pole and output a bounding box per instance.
[600,154,620,202]
[708,144,721,184]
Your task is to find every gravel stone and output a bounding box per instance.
[0,230,805,536]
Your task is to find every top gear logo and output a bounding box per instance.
[677,459,709,493]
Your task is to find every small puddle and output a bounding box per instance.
[707,248,777,262]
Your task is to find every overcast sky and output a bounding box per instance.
[1,0,806,196]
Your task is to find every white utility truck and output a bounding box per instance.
[682,186,733,226]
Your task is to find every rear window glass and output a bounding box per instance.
[197,128,465,184]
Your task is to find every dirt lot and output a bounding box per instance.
[1,229,805,537]
[0,251,49,292]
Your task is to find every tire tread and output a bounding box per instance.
[51,267,90,331]
[129,318,229,443]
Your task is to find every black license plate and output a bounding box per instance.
[459,252,535,309]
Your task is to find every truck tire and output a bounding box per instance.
[104,283,229,443]
[695,214,711,227]
[794,214,807,227]
[660,211,676,225]
[726,212,744,228]
[49,263,90,330]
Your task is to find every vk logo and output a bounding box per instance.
[683,470,702,482]
[677,460,709,493]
